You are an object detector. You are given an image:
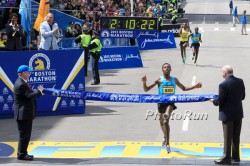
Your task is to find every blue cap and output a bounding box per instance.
[17,65,33,73]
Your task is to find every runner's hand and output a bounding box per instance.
[195,82,202,88]
[142,75,147,83]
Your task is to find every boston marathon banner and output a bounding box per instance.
[100,30,176,50]
[0,50,85,119]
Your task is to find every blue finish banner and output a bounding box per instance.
[137,32,177,50]
[44,88,217,104]
[0,50,85,119]
[99,46,143,70]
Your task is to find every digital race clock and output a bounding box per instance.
[101,17,158,30]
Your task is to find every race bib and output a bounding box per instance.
[163,85,175,94]
[182,34,188,39]
[194,37,199,41]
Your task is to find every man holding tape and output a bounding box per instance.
[142,63,202,153]
[210,65,245,165]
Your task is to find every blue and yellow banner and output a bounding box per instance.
[0,50,85,119]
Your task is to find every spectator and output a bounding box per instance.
[233,6,239,27]
[171,0,177,7]
[0,33,7,47]
[241,10,248,35]
[229,0,233,15]
[146,6,154,17]
[5,13,26,51]
[65,22,78,38]
[77,8,86,20]
[177,3,185,18]
[64,2,73,15]
[170,6,178,24]
[167,4,174,19]
[75,23,83,37]
[3,0,16,26]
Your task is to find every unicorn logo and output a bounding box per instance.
[29,53,50,70]
[101,30,110,37]
[34,58,45,70]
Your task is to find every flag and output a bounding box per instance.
[33,0,50,31]
[19,0,31,48]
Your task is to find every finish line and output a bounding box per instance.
[1,141,250,159]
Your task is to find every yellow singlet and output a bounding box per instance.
[180,28,189,42]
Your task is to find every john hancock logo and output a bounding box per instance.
[28,53,57,84]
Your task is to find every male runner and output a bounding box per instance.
[142,63,202,153]
[189,27,202,66]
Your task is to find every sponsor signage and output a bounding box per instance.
[137,32,176,50]
[99,46,143,70]
[100,29,158,39]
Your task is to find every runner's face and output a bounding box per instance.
[183,23,186,29]
[195,28,198,33]
[162,64,171,75]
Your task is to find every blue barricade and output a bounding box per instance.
[99,46,143,70]
[0,50,85,119]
